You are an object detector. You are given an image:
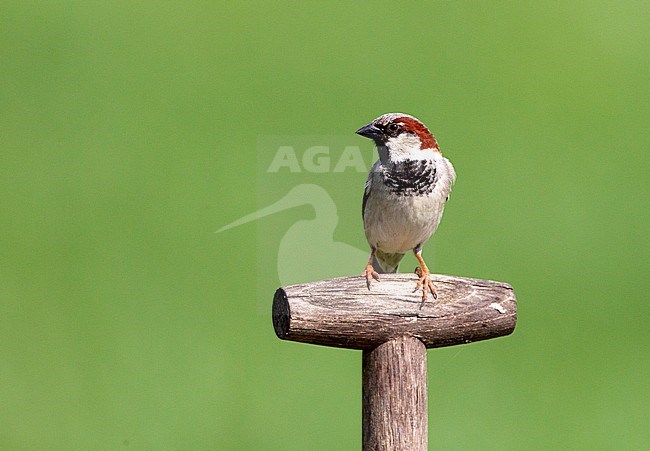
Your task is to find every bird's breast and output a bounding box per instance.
[363,155,455,254]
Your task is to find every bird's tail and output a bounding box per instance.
[372,250,405,274]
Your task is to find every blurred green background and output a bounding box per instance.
[1,1,648,449]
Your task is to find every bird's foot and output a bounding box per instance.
[415,267,437,307]
[363,264,380,290]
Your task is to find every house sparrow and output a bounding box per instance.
[356,113,456,305]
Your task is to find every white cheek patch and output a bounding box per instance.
[385,133,432,162]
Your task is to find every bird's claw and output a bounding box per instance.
[363,264,380,290]
[414,267,437,307]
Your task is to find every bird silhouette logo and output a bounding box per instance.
[216,184,368,286]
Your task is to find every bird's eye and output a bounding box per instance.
[387,123,399,133]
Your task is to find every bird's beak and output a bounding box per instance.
[355,123,383,140]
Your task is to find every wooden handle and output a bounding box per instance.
[272,273,517,350]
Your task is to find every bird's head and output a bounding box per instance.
[355,113,440,162]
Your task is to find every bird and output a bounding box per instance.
[355,113,456,305]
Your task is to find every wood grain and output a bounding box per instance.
[273,273,517,350]
[363,336,427,451]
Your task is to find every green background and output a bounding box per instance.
[1,1,648,449]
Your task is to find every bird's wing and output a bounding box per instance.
[362,176,371,220]
[362,161,380,221]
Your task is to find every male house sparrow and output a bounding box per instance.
[356,113,456,304]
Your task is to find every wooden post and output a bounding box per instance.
[272,273,517,450]
[363,336,427,450]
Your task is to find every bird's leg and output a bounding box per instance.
[363,248,380,290]
[414,251,437,306]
